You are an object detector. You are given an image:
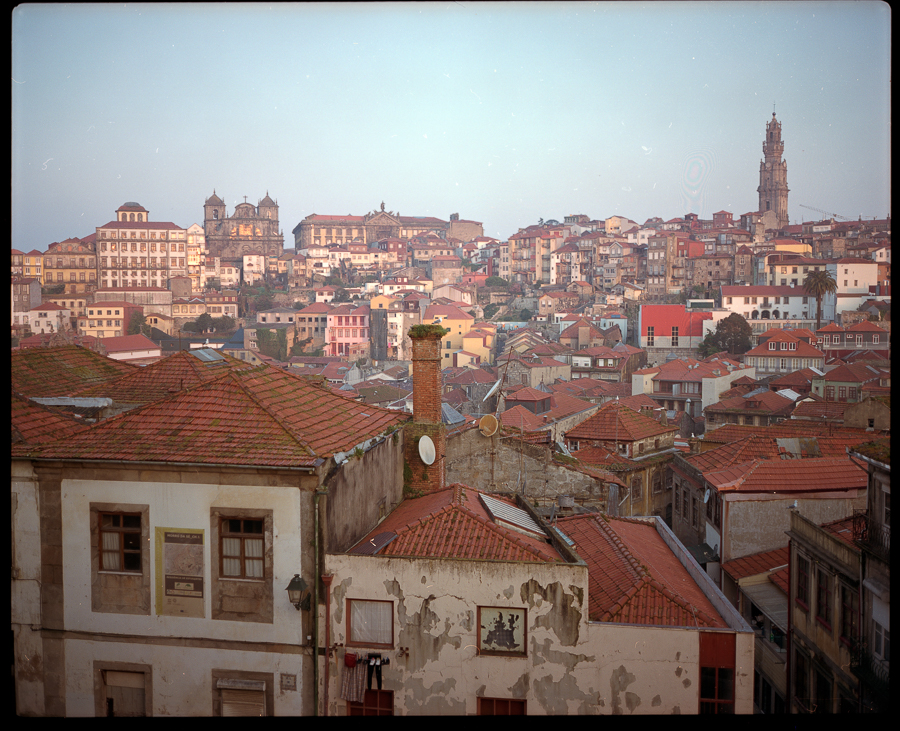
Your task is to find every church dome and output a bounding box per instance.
[117,201,146,211]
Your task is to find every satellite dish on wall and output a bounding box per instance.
[479,414,499,437]
[483,379,502,402]
[704,488,711,504]
[418,435,436,465]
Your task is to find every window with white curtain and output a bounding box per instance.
[220,518,264,579]
[347,599,393,647]
[100,512,142,572]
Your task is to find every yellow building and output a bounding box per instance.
[43,238,98,294]
[22,249,44,283]
[422,304,476,367]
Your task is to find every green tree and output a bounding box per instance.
[698,313,752,357]
[334,288,350,303]
[803,269,838,330]
[485,276,509,288]
[255,292,274,312]
[211,315,235,332]
[127,311,151,337]
[196,312,214,332]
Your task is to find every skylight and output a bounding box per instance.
[479,494,546,538]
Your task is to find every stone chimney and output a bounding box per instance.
[404,325,449,496]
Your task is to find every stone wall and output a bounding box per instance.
[446,428,610,511]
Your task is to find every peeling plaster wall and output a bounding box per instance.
[323,554,753,715]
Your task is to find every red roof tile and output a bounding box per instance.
[703,457,867,494]
[11,345,139,398]
[351,484,563,562]
[556,514,727,627]
[11,390,92,445]
[722,546,789,582]
[17,364,409,467]
[565,401,678,443]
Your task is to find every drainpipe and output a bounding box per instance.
[313,488,327,716]
[322,573,334,716]
[786,536,792,713]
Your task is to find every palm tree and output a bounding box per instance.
[803,269,838,331]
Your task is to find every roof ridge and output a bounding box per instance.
[455,501,560,562]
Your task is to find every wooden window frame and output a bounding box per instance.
[99,511,143,573]
[839,583,858,649]
[815,569,833,630]
[796,555,810,611]
[219,518,265,580]
[346,599,394,649]
[477,697,526,715]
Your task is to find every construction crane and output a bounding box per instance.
[799,204,851,221]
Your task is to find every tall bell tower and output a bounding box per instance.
[757,113,789,228]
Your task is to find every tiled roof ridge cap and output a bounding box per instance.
[642,575,720,628]
[590,514,646,580]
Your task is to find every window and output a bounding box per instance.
[671,326,679,346]
[816,569,833,629]
[348,690,394,716]
[100,512,142,572]
[839,584,858,647]
[797,555,810,609]
[97,666,151,717]
[873,619,889,662]
[347,599,394,648]
[699,633,736,714]
[477,698,526,715]
[794,650,810,712]
[814,669,832,714]
[220,518,264,578]
[646,326,654,346]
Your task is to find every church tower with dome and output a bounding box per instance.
[203,191,284,265]
[757,113,790,229]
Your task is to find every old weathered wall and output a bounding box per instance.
[446,428,610,510]
[725,491,867,562]
[323,553,753,715]
[324,433,406,553]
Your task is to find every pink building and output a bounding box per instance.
[326,303,370,358]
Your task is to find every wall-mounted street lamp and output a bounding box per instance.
[286,574,310,611]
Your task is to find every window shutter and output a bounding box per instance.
[218,679,266,716]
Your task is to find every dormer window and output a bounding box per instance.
[768,342,776,350]
[780,342,788,350]
[790,342,796,350]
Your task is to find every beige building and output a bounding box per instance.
[96,202,188,289]
[42,238,98,294]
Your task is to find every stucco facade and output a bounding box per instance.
[322,522,754,715]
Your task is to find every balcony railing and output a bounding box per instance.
[851,510,890,563]
[848,638,890,700]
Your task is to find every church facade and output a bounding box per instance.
[757,113,790,229]
[291,203,483,250]
[203,192,284,264]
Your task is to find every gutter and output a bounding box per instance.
[18,456,322,473]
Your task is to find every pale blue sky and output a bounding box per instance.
[12,1,891,251]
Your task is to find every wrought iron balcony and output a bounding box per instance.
[848,638,890,701]
[851,510,890,563]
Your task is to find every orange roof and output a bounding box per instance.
[556,514,727,627]
[565,401,679,443]
[703,457,867,494]
[16,364,409,467]
[351,484,563,562]
[72,349,253,404]
[11,390,92,445]
[722,546,789,582]
[11,345,138,398]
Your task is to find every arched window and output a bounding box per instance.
[137,214,143,222]
[213,210,218,219]
[129,213,135,222]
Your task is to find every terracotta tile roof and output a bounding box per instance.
[18,364,409,467]
[11,345,138,398]
[703,457,867,494]
[791,400,851,420]
[700,421,882,444]
[351,484,563,562]
[722,545,789,583]
[686,436,782,472]
[11,389,92,445]
[820,515,857,549]
[705,389,794,416]
[556,514,727,627]
[769,565,790,594]
[745,339,824,358]
[71,349,253,404]
[570,445,635,469]
[640,305,712,337]
[565,401,679,443]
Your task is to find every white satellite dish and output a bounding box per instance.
[418,435,436,465]
[703,488,711,504]
[483,379,502,401]
[479,414,499,437]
